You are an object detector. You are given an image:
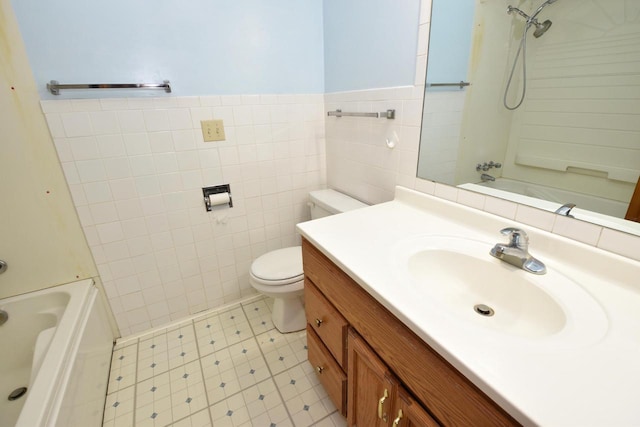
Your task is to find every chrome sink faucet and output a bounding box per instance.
[490,228,546,274]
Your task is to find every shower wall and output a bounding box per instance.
[0,0,97,299]
[502,0,640,202]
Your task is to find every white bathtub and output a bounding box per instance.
[459,179,640,235]
[0,279,114,427]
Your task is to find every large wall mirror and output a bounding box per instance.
[417,0,640,235]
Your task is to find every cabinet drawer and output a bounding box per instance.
[305,279,348,368]
[307,325,347,416]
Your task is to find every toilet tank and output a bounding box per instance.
[309,189,368,219]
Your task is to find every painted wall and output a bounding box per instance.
[12,0,325,98]
[0,0,98,299]
[425,0,475,86]
[323,0,421,93]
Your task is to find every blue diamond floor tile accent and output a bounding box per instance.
[113,401,120,408]
[150,344,156,349]
[235,330,240,335]
[180,352,186,357]
[270,338,275,342]
[226,410,233,416]
[183,373,189,379]
[151,386,157,392]
[249,369,255,374]
[290,380,296,385]
[220,382,226,388]
[178,334,183,339]
[278,356,284,361]
[186,397,192,403]
[259,394,265,401]
[150,363,156,368]
[214,360,220,365]
[118,355,124,360]
[116,376,123,381]
[242,349,247,354]
[151,412,158,419]
[303,405,310,411]
[270,423,276,427]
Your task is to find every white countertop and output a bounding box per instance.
[296,186,640,426]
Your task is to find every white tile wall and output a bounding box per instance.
[417,91,466,184]
[324,86,423,204]
[43,94,326,336]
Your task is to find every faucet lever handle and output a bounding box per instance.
[499,227,529,249]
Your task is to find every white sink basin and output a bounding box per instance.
[393,236,608,347]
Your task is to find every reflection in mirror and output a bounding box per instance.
[417,0,640,235]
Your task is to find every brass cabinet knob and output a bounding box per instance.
[315,318,323,327]
[316,365,324,374]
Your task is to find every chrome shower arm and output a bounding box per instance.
[507,5,532,21]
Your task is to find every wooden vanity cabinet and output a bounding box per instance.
[302,238,520,427]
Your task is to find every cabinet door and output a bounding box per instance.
[347,329,397,427]
[391,387,439,427]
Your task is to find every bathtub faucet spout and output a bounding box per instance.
[0,310,7,326]
[555,203,576,217]
[481,173,496,182]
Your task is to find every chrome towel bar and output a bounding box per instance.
[426,81,471,89]
[47,80,172,95]
[327,109,395,119]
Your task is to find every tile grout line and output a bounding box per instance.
[191,318,216,427]
[132,338,140,426]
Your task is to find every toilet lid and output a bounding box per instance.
[250,246,303,283]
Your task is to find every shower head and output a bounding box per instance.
[507,0,558,38]
[533,19,552,38]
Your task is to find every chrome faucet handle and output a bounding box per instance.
[500,227,529,251]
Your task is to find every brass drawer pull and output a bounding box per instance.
[378,388,389,420]
[393,409,404,426]
[315,318,323,327]
[316,365,324,374]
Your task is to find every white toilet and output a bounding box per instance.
[249,189,367,333]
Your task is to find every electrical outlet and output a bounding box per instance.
[201,119,226,142]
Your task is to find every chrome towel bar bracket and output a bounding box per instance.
[47,80,172,95]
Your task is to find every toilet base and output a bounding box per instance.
[272,295,306,333]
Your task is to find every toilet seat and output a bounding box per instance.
[249,246,303,286]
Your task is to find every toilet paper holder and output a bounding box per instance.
[203,184,233,211]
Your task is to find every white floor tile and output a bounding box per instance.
[103,297,348,427]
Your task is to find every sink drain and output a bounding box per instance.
[474,304,495,317]
[8,387,27,401]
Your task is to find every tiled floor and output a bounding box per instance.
[103,296,347,427]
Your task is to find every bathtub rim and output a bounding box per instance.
[459,181,640,236]
[12,278,97,427]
